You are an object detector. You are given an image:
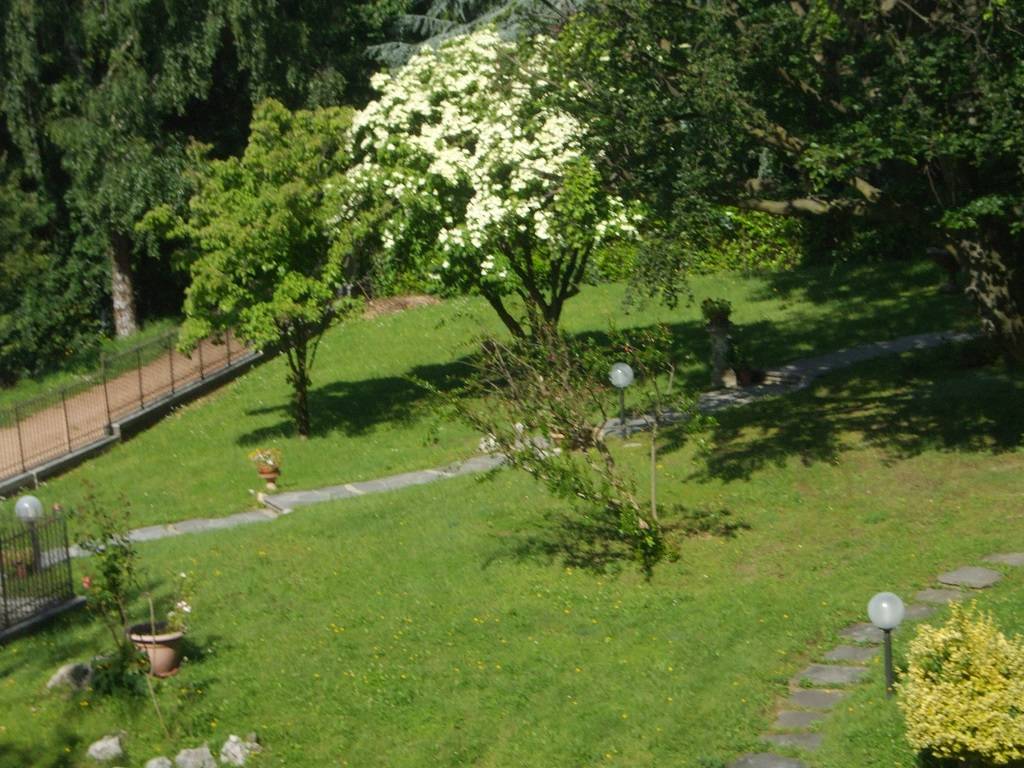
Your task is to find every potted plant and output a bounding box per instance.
[248,447,282,490]
[700,297,732,329]
[128,571,194,678]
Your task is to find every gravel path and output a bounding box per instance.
[0,334,247,480]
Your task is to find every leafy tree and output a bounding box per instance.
[176,101,357,436]
[553,0,1024,361]
[337,28,642,337]
[0,159,103,382]
[0,0,402,339]
[369,0,578,65]
[423,323,719,576]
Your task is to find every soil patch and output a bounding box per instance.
[362,295,441,319]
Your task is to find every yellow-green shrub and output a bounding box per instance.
[898,603,1024,764]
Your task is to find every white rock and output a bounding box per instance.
[87,734,123,761]
[220,734,262,766]
[174,744,216,768]
[47,662,92,691]
[145,758,173,768]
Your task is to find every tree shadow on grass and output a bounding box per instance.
[235,357,472,444]
[490,511,633,574]
[691,346,1024,483]
[755,260,948,308]
[237,261,977,446]
[484,503,750,576]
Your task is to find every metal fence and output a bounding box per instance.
[0,331,245,482]
[0,515,74,631]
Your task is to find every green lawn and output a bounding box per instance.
[2,260,973,531]
[1,326,1021,767]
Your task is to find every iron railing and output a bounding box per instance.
[0,514,74,631]
[0,331,245,482]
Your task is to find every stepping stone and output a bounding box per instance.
[443,455,505,476]
[937,566,1002,589]
[915,588,964,604]
[824,645,879,663]
[354,469,445,493]
[984,553,1024,567]
[791,663,867,687]
[772,710,825,730]
[903,603,936,621]
[129,524,175,542]
[729,753,807,768]
[784,689,846,711]
[173,518,221,534]
[839,623,884,644]
[761,732,823,751]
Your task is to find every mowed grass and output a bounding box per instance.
[0,339,1020,767]
[1,260,972,530]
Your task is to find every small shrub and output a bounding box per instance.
[898,603,1024,765]
[75,494,148,689]
[76,495,139,651]
[690,208,803,274]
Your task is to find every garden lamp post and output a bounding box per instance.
[609,362,634,437]
[15,494,45,571]
[868,591,905,696]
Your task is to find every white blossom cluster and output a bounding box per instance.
[336,28,641,292]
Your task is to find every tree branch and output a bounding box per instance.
[481,288,526,338]
[737,196,834,215]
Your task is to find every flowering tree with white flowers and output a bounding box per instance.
[334,28,641,337]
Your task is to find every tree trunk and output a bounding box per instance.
[957,238,1024,365]
[294,370,311,437]
[482,289,527,339]
[286,334,312,437]
[109,232,139,338]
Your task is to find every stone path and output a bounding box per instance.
[605,329,973,435]
[74,328,967,547]
[66,456,505,555]
[729,557,1017,768]
[261,455,503,514]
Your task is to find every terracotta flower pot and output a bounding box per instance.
[128,622,184,677]
[257,465,280,490]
